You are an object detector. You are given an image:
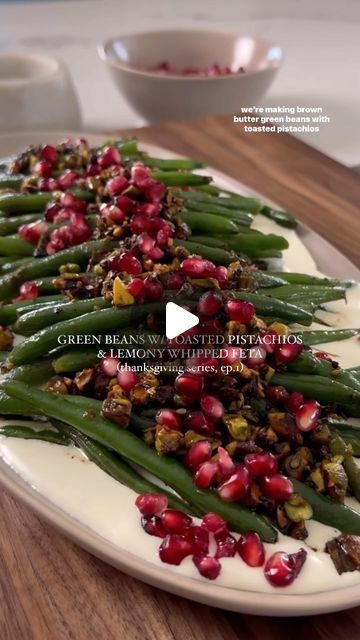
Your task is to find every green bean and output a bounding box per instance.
[0,294,64,325]
[0,173,25,189]
[0,235,35,257]
[243,271,288,288]
[288,351,360,393]
[265,284,346,301]
[179,210,238,235]
[269,373,360,417]
[328,423,360,456]
[292,479,360,535]
[188,232,289,256]
[0,189,93,215]
[14,296,111,335]
[289,290,347,307]
[177,188,262,213]
[101,138,139,155]
[269,272,353,288]
[185,202,253,224]
[8,301,171,365]
[129,413,154,433]
[0,258,31,274]
[2,381,277,542]
[173,239,238,265]
[294,328,360,346]
[0,350,8,362]
[330,436,360,502]
[0,213,41,236]
[143,158,205,171]
[0,239,117,300]
[260,206,297,229]
[52,348,100,373]
[0,360,53,414]
[151,171,211,187]
[0,425,71,445]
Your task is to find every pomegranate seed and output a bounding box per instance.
[201,513,227,535]
[237,531,265,567]
[193,555,221,580]
[157,225,172,247]
[174,373,204,399]
[130,163,151,185]
[259,329,279,354]
[266,385,289,405]
[215,531,237,559]
[276,341,303,365]
[226,299,255,323]
[107,175,129,197]
[221,346,244,367]
[246,347,267,368]
[14,281,39,301]
[148,246,164,260]
[34,160,52,178]
[135,493,168,516]
[18,220,47,244]
[38,177,59,191]
[200,318,224,336]
[295,399,321,432]
[135,202,162,218]
[161,509,192,534]
[245,452,278,477]
[215,265,228,288]
[100,204,126,224]
[141,515,166,538]
[314,351,333,362]
[260,474,293,501]
[58,169,79,189]
[159,534,193,565]
[184,440,212,472]
[142,178,166,203]
[217,466,250,502]
[264,549,307,587]
[156,408,183,430]
[188,525,209,556]
[138,233,155,254]
[127,278,144,299]
[98,146,121,168]
[86,164,100,177]
[180,257,208,277]
[116,253,142,275]
[59,192,76,208]
[115,195,133,214]
[194,461,218,488]
[284,391,304,412]
[200,394,224,421]
[41,144,58,164]
[99,355,120,377]
[117,369,140,393]
[143,276,163,301]
[197,291,222,316]
[166,272,185,290]
[186,410,215,436]
[217,447,236,477]
[44,202,61,222]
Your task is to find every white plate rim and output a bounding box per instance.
[0,130,360,617]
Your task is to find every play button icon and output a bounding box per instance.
[166,302,199,340]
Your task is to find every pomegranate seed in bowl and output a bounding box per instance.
[141,515,167,538]
[161,509,192,534]
[159,534,194,565]
[156,408,183,430]
[135,493,168,516]
[200,394,224,421]
[215,531,237,559]
[197,291,222,316]
[225,299,255,323]
[194,461,218,488]
[184,440,212,472]
[237,531,265,567]
[260,474,294,501]
[264,548,307,587]
[217,466,250,502]
[193,555,221,580]
[245,452,278,477]
[201,512,227,535]
[295,399,321,432]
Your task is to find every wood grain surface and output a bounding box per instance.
[1,115,360,640]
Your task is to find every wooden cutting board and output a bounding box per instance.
[1,115,360,640]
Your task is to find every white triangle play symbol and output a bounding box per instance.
[166,302,199,340]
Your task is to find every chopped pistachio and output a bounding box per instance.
[269,322,289,336]
[284,493,313,522]
[155,426,184,455]
[223,414,249,441]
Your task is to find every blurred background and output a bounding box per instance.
[1,0,360,165]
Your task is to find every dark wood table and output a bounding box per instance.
[1,115,360,639]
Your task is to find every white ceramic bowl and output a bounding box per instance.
[0,52,81,133]
[99,29,283,123]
